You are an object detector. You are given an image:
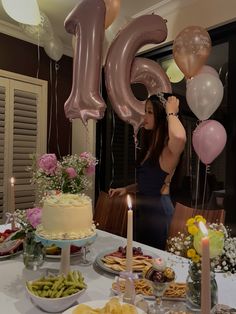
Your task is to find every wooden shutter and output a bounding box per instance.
[0,72,47,222]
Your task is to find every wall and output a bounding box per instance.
[0,32,73,157]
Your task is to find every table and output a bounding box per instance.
[0,225,236,313]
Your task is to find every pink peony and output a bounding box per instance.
[38,154,57,175]
[86,164,95,175]
[65,167,77,178]
[26,207,42,228]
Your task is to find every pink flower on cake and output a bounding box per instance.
[26,207,42,228]
[65,167,77,178]
[28,152,98,198]
[38,154,58,175]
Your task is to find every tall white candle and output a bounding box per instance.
[199,221,211,314]
[10,177,16,229]
[126,194,133,272]
[10,177,15,213]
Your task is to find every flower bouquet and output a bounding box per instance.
[28,152,97,200]
[166,215,232,310]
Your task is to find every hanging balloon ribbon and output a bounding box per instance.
[105,14,168,135]
[186,73,224,120]
[192,120,227,165]
[64,0,107,124]
[173,26,212,79]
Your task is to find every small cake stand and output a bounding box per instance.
[35,232,97,275]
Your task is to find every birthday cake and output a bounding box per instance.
[37,193,95,239]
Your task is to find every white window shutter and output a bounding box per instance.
[0,71,47,222]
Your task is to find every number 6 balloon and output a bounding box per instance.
[105,14,168,135]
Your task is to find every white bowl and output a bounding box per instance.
[26,283,85,313]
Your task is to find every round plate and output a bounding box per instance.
[62,299,146,314]
[0,249,22,260]
[95,249,157,276]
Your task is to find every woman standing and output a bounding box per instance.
[109,95,186,250]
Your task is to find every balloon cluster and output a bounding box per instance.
[64,0,172,132]
[19,11,63,61]
[173,26,227,166]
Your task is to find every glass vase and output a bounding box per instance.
[186,262,218,311]
[23,231,45,270]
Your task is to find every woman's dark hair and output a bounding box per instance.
[137,94,168,166]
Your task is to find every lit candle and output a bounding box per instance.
[10,177,16,229]
[199,221,211,314]
[10,177,15,212]
[126,194,133,272]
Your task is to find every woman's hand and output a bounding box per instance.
[165,96,179,115]
[108,187,127,197]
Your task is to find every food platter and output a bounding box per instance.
[0,249,22,260]
[62,299,146,314]
[45,245,82,259]
[95,248,157,276]
[111,277,186,301]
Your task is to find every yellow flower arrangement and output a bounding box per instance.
[167,215,224,267]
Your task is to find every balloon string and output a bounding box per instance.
[47,59,53,152]
[36,29,40,78]
[194,157,200,210]
[109,109,115,189]
[202,165,211,210]
[55,62,61,158]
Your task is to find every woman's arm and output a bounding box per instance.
[108,183,138,197]
[165,96,186,156]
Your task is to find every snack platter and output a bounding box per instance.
[95,247,157,275]
[111,277,186,301]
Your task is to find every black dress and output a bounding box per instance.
[135,158,174,250]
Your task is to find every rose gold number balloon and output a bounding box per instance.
[64,0,106,124]
[131,57,172,96]
[173,26,211,79]
[104,0,121,29]
[105,15,168,135]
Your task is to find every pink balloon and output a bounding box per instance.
[192,120,227,165]
[105,14,168,135]
[186,73,224,120]
[197,65,219,78]
[131,57,172,96]
[64,0,106,124]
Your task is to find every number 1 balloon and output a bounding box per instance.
[64,0,107,124]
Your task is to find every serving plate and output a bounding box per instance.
[95,248,157,276]
[62,299,146,314]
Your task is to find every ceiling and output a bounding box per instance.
[0,0,164,55]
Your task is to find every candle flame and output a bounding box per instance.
[127,194,132,210]
[199,221,208,236]
[10,177,15,185]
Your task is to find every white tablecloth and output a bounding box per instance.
[0,225,236,313]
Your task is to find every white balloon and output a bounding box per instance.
[19,11,54,43]
[44,36,63,61]
[186,73,224,120]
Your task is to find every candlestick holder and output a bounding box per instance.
[119,271,137,304]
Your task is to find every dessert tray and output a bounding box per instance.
[62,299,146,314]
[95,247,158,275]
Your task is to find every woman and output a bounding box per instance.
[109,95,186,250]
